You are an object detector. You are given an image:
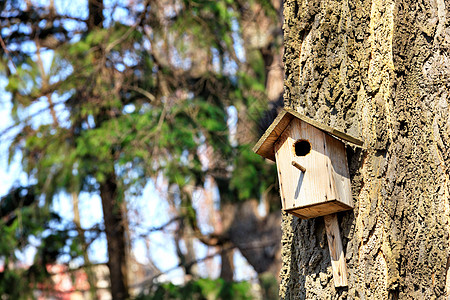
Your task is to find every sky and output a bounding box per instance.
[0,0,257,284]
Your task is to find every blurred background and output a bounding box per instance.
[0,0,284,298]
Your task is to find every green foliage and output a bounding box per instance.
[258,273,279,300]
[137,278,254,300]
[0,268,32,299]
[2,0,276,210]
[230,145,276,202]
[0,186,82,296]
[0,0,281,296]
[175,0,235,51]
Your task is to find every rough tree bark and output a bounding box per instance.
[280,0,450,298]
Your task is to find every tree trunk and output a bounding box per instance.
[183,221,200,278]
[214,180,283,279]
[87,1,129,298]
[228,200,282,276]
[72,193,97,298]
[100,175,129,300]
[87,0,104,31]
[280,0,450,298]
[220,242,235,282]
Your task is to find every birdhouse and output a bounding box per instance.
[253,108,363,219]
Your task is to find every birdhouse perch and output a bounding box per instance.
[253,108,363,287]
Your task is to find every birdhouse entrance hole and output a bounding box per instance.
[294,140,311,156]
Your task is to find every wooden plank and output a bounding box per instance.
[274,129,298,210]
[285,108,364,147]
[274,143,287,209]
[253,110,293,161]
[289,210,308,219]
[325,134,353,208]
[253,108,363,161]
[324,214,348,287]
[285,200,352,219]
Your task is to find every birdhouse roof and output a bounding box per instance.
[253,108,364,161]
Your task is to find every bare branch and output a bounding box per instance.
[134,244,236,288]
[0,34,17,72]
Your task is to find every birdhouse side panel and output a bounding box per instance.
[324,134,354,208]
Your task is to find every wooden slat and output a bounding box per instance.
[253,110,293,161]
[285,108,364,147]
[324,134,353,208]
[253,108,364,161]
[274,144,287,209]
[324,214,348,287]
[285,200,352,219]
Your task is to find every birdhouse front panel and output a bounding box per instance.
[274,118,353,219]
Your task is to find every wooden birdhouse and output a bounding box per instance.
[254,108,363,287]
[253,108,363,219]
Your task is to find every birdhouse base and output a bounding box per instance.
[284,200,352,219]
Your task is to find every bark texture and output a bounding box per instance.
[280,0,450,298]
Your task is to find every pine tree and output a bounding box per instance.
[0,0,284,298]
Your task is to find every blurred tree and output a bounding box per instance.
[136,278,254,300]
[0,0,283,298]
